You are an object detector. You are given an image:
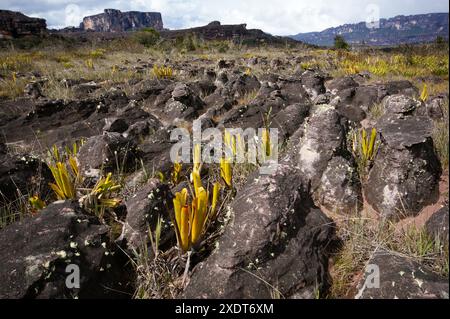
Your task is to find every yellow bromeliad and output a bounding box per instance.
[171,161,182,185]
[262,128,271,157]
[220,157,232,188]
[153,65,173,79]
[193,143,202,174]
[173,174,221,253]
[29,195,46,214]
[48,159,77,200]
[420,84,429,102]
[224,130,237,157]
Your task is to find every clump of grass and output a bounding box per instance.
[334,50,449,79]
[85,58,94,70]
[0,76,27,100]
[0,194,29,229]
[153,65,174,79]
[329,212,449,298]
[41,76,75,101]
[369,102,385,120]
[432,102,449,169]
[132,244,183,299]
[237,89,258,106]
[389,226,449,277]
[0,53,35,76]
[89,48,106,59]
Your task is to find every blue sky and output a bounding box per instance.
[1,0,448,35]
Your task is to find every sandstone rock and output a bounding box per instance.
[103,118,129,133]
[333,85,381,122]
[326,76,360,93]
[301,70,326,100]
[217,59,234,69]
[426,206,449,246]
[24,82,43,99]
[120,179,173,252]
[104,100,159,134]
[383,94,421,115]
[383,80,419,97]
[278,76,310,105]
[139,128,174,177]
[355,249,448,299]
[73,81,101,97]
[78,132,139,176]
[426,95,448,120]
[272,103,310,142]
[2,92,132,148]
[270,58,283,69]
[160,22,295,45]
[0,10,46,38]
[0,201,133,298]
[365,111,441,220]
[290,105,347,190]
[315,156,362,213]
[81,9,163,32]
[184,164,336,298]
[0,151,52,205]
[226,74,261,99]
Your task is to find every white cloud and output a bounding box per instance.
[1,0,448,34]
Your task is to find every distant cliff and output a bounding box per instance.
[161,21,298,45]
[0,10,46,39]
[291,13,449,46]
[80,9,163,32]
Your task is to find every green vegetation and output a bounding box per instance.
[334,35,349,50]
[329,213,449,298]
[153,65,174,79]
[433,102,449,169]
[351,128,380,178]
[134,28,161,47]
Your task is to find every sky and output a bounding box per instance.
[0,0,448,35]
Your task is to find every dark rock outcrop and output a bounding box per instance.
[184,164,336,299]
[0,151,51,205]
[315,156,362,213]
[0,201,133,299]
[291,105,347,190]
[365,96,441,220]
[78,132,139,177]
[161,21,297,45]
[426,206,449,247]
[81,9,163,32]
[120,179,173,252]
[330,81,418,122]
[0,10,46,39]
[356,249,449,299]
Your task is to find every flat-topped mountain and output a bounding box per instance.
[161,21,298,45]
[80,9,163,32]
[0,9,46,39]
[291,12,449,46]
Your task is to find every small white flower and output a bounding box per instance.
[56,250,67,258]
